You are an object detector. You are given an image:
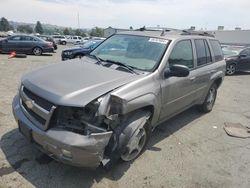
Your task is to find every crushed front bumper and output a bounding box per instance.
[12,95,112,168]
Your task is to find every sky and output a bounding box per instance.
[0,0,250,30]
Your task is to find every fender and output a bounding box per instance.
[120,93,161,125]
[119,110,151,148]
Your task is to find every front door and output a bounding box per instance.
[160,40,197,121]
[2,36,21,53]
[238,48,250,71]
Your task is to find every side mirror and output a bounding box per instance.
[164,64,190,78]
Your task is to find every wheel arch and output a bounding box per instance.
[32,46,43,52]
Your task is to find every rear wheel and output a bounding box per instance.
[226,64,236,75]
[33,47,42,56]
[61,41,66,45]
[198,83,217,113]
[121,122,150,162]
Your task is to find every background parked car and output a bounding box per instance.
[66,36,82,44]
[61,39,103,60]
[52,35,67,45]
[37,35,57,50]
[0,35,54,56]
[223,46,250,75]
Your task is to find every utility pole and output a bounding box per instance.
[77,12,80,29]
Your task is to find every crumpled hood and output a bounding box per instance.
[22,59,143,107]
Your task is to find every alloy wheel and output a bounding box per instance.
[121,127,147,161]
[226,64,236,75]
[33,47,42,56]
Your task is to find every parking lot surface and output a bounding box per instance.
[0,46,250,188]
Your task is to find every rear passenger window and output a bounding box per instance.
[195,39,212,66]
[210,40,223,61]
[168,40,194,69]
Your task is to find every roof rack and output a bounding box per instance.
[136,27,215,37]
[181,30,215,37]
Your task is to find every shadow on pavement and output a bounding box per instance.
[1,107,203,187]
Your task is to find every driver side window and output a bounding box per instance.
[168,40,194,69]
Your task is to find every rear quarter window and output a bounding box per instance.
[210,40,223,61]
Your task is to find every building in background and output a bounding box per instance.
[208,29,250,46]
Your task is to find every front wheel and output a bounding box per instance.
[121,123,150,162]
[198,83,217,113]
[226,64,236,75]
[33,47,42,56]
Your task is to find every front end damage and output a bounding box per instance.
[12,87,131,168]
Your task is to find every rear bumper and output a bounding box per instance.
[12,95,112,168]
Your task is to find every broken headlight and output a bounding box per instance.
[109,95,125,115]
[54,98,108,135]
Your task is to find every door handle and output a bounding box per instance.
[210,70,216,73]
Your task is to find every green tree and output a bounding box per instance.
[35,21,44,34]
[74,29,81,36]
[17,25,33,34]
[0,17,13,31]
[90,27,104,37]
[63,28,70,35]
[74,29,86,37]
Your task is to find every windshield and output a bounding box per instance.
[82,40,101,48]
[90,34,169,71]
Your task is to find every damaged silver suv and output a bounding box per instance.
[12,28,226,168]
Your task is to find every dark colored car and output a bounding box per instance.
[38,35,57,50]
[61,40,103,61]
[223,46,250,75]
[0,35,54,56]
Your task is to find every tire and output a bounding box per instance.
[62,41,66,45]
[198,83,217,113]
[226,63,236,75]
[120,121,151,162]
[33,47,42,56]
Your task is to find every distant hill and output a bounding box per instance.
[8,20,88,35]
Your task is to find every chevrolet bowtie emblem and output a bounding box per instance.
[25,100,33,109]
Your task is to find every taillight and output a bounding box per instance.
[47,42,53,47]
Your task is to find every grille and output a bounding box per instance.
[21,100,46,125]
[23,87,53,111]
[20,86,56,130]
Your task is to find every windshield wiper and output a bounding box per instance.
[104,59,139,75]
[87,54,104,65]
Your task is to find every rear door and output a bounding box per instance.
[160,40,198,120]
[238,48,250,70]
[192,39,214,100]
[20,36,35,53]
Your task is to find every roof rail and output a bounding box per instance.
[181,30,215,37]
[136,27,215,37]
[136,26,183,36]
[136,26,181,32]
